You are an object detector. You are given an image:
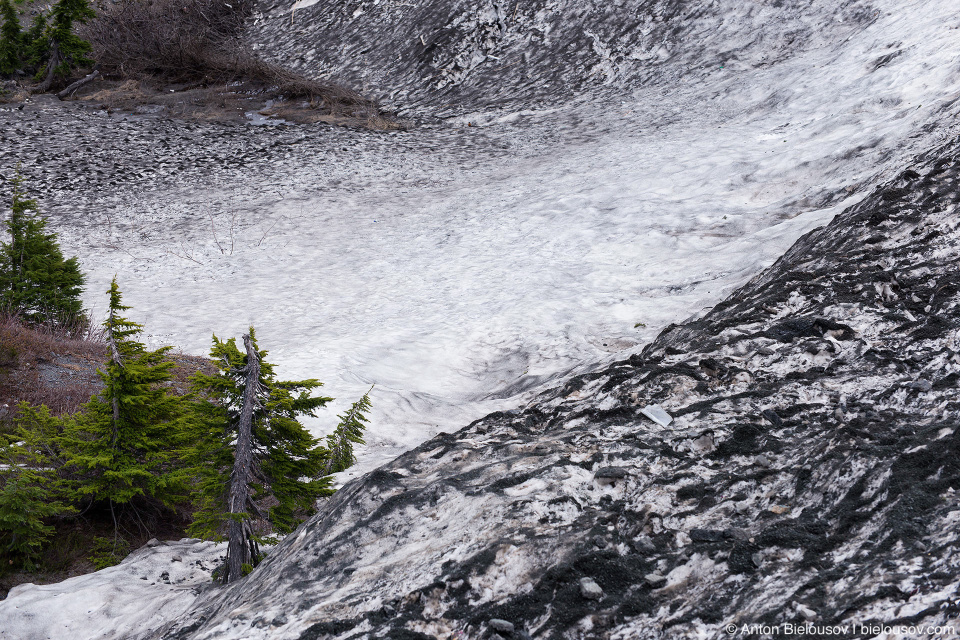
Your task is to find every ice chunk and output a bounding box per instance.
[640,404,673,427]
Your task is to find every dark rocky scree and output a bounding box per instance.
[0,92,520,233]
[150,141,960,637]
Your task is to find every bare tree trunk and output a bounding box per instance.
[225,333,260,583]
[34,41,61,94]
[107,306,122,448]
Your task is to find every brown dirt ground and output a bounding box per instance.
[0,316,216,424]
[1,76,402,128]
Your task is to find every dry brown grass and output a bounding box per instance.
[0,314,107,422]
[0,314,216,429]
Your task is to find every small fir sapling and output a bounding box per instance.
[0,172,85,329]
[60,279,187,518]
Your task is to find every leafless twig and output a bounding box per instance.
[257,219,279,247]
[229,212,236,255]
[210,212,224,254]
[166,242,205,265]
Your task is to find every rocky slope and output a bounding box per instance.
[140,135,960,639]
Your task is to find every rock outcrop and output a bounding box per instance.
[150,135,960,640]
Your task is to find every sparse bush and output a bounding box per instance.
[81,0,250,82]
[88,535,130,569]
[81,0,367,107]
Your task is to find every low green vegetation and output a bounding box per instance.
[0,174,371,581]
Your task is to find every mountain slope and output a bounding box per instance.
[145,133,960,640]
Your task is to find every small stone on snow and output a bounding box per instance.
[580,577,604,600]
[644,573,666,587]
[594,466,629,485]
[640,404,673,427]
[489,618,515,634]
[633,535,656,553]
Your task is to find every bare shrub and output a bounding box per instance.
[81,0,372,110]
[81,0,252,81]
[0,313,106,420]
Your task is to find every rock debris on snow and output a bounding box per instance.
[579,577,603,600]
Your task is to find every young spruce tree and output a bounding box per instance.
[61,279,186,521]
[0,0,22,75]
[22,13,46,69]
[33,0,95,91]
[0,404,73,570]
[186,328,371,583]
[0,172,85,328]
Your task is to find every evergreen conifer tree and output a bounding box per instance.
[323,387,372,475]
[23,13,46,68]
[0,172,85,328]
[47,0,94,70]
[31,0,94,90]
[186,329,371,583]
[0,404,73,570]
[61,279,186,519]
[0,0,22,75]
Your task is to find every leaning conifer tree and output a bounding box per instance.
[186,328,371,583]
[61,279,185,525]
[323,387,372,476]
[0,171,85,329]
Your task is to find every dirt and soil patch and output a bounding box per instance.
[1,0,402,128]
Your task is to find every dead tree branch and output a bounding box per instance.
[57,68,101,99]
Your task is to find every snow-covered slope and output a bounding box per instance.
[0,539,225,640]
[3,0,959,479]
[1,0,959,637]
[131,130,960,640]
[150,126,960,640]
